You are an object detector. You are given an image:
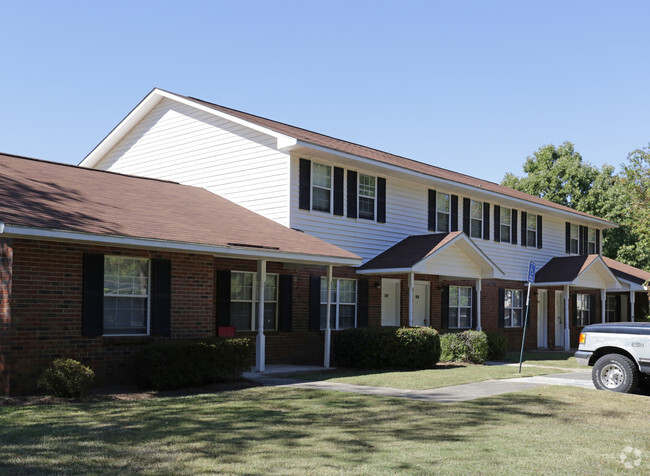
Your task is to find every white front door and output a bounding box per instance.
[381,278,401,326]
[537,290,548,348]
[555,290,564,348]
[412,281,430,327]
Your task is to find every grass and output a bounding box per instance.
[503,351,582,369]
[1,385,648,475]
[286,364,564,390]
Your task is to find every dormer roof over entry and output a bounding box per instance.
[534,255,622,290]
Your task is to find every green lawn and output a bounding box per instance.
[504,351,582,368]
[1,386,648,475]
[286,364,564,390]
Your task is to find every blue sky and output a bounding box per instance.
[1,0,649,183]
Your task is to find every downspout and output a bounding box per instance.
[564,285,570,351]
[324,265,333,368]
[256,260,266,372]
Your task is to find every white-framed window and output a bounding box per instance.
[230,271,278,331]
[588,228,597,254]
[570,224,579,254]
[449,285,472,329]
[437,192,450,232]
[311,162,332,213]
[577,294,591,326]
[500,207,512,243]
[526,213,537,246]
[358,174,376,220]
[605,296,617,322]
[504,289,523,327]
[103,256,150,335]
[470,200,483,238]
[320,278,357,330]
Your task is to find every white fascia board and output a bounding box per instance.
[606,278,645,292]
[1,225,361,266]
[579,257,622,289]
[293,140,616,229]
[532,282,575,287]
[356,267,413,275]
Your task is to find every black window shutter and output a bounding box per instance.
[82,253,104,336]
[309,275,321,331]
[589,295,596,325]
[571,294,577,327]
[451,195,459,232]
[377,177,387,223]
[151,258,172,336]
[347,170,358,219]
[537,215,543,249]
[520,211,527,247]
[357,279,369,327]
[472,287,478,329]
[279,274,293,332]
[441,285,449,328]
[216,270,231,327]
[483,203,490,240]
[463,198,470,235]
[333,167,344,216]
[299,159,311,211]
[579,226,586,255]
[565,222,571,254]
[498,288,505,328]
[493,205,501,242]
[596,229,601,254]
[511,209,518,244]
[428,190,437,232]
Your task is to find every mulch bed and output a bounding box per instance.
[0,379,262,407]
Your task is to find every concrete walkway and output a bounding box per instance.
[244,365,595,403]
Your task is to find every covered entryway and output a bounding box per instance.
[381,278,401,326]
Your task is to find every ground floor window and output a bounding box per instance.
[504,289,524,327]
[606,296,617,322]
[230,271,278,331]
[103,256,150,335]
[320,278,357,329]
[577,293,591,326]
[449,285,472,328]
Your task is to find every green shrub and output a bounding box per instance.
[137,337,254,390]
[37,358,94,398]
[486,332,507,361]
[440,330,489,364]
[332,327,441,369]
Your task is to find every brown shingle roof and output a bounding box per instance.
[535,255,599,283]
[603,257,650,285]
[185,94,613,225]
[0,153,359,262]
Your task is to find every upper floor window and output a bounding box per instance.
[358,174,376,220]
[320,278,357,329]
[231,271,278,331]
[437,192,450,232]
[503,289,523,327]
[470,200,483,238]
[526,213,537,246]
[311,163,332,213]
[588,228,597,254]
[104,256,150,335]
[500,207,512,243]
[569,224,579,254]
[576,294,591,326]
[449,285,472,329]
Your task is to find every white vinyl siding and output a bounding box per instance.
[93,98,291,226]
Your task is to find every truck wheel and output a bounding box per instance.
[592,354,639,393]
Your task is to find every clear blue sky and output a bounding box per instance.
[2,0,649,183]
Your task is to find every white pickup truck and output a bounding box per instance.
[575,322,650,393]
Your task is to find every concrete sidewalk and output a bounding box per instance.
[245,367,595,403]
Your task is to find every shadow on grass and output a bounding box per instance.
[0,387,560,475]
[279,363,469,382]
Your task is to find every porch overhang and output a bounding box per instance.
[534,255,622,290]
[356,231,504,279]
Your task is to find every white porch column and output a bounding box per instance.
[324,265,333,368]
[256,260,266,372]
[564,285,570,351]
[630,291,636,322]
[408,272,415,327]
[475,278,482,331]
[601,289,606,323]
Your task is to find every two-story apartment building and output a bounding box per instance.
[78,88,650,358]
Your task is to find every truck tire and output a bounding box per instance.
[592,353,639,393]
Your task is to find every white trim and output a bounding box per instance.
[357,267,416,275]
[1,224,361,266]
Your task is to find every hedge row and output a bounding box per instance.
[332,327,441,369]
[136,337,254,390]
